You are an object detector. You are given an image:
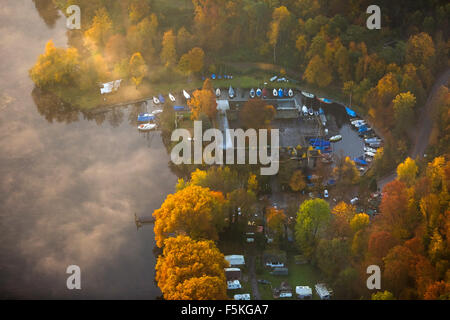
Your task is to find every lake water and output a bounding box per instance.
[0,1,177,299]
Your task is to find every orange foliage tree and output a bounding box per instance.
[155,235,228,300]
[188,79,217,121]
[239,99,276,130]
[153,185,226,247]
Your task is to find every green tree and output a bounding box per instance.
[392,92,416,132]
[295,199,331,258]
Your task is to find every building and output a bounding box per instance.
[225,255,245,267]
[270,267,289,276]
[315,283,331,300]
[224,268,241,281]
[227,280,242,290]
[296,286,312,299]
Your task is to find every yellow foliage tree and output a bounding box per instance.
[350,213,370,233]
[160,29,177,68]
[188,79,217,121]
[129,52,148,88]
[178,47,205,76]
[289,170,306,192]
[155,235,228,300]
[266,207,286,236]
[153,185,226,247]
[397,157,418,187]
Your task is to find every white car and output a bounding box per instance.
[350,197,359,205]
[324,190,329,198]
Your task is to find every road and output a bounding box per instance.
[248,255,261,300]
[377,68,450,191]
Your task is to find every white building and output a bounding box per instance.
[227,280,242,290]
[234,294,250,300]
[225,255,245,267]
[315,283,331,300]
[296,286,312,299]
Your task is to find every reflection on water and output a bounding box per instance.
[0,0,176,299]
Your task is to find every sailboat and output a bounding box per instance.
[168,93,176,102]
[256,88,262,97]
[228,85,235,99]
[288,89,294,97]
[153,96,160,104]
[183,90,190,100]
[138,123,156,131]
[273,88,278,97]
[215,88,221,97]
[249,88,256,98]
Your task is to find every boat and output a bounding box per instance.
[270,75,278,82]
[151,109,163,115]
[138,123,156,131]
[283,88,288,97]
[273,88,278,97]
[250,88,256,98]
[262,88,267,99]
[365,151,376,157]
[158,94,165,104]
[368,142,381,148]
[183,90,190,100]
[345,106,357,117]
[173,105,184,111]
[353,156,368,166]
[302,105,308,116]
[351,119,365,125]
[308,107,314,116]
[215,88,221,97]
[309,138,330,147]
[365,137,381,143]
[329,135,342,142]
[358,125,371,133]
[364,146,377,153]
[278,88,283,97]
[288,89,294,97]
[153,96,160,104]
[228,85,235,99]
[256,88,262,97]
[318,97,333,104]
[301,91,315,99]
[168,93,176,102]
[137,113,155,122]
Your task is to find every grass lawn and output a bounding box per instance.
[257,259,322,300]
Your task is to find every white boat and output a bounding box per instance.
[288,89,294,97]
[365,137,381,143]
[183,90,190,100]
[153,96,160,104]
[273,88,278,97]
[302,105,308,116]
[138,123,156,131]
[364,146,377,153]
[329,135,342,142]
[215,88,221,97]
[270,75,278,82]
[354,122,366,128]
[301,91,315,99]
[365,151,376,157]
[228,86,235,98]
[351,119,364,125]
[308,107,314,116]
[256,88,262,97]
[151,109,163,115]
[168,93,176,102]
[249,88,255,98]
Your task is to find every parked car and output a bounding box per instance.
[324,189,329,198]
[258,279,271,285]
[350,197,359,205]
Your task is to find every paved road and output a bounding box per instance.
[377,68,450,191]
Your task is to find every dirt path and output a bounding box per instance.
[377,68,450,190]
[248,255,261,300]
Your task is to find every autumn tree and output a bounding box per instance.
[304,55,332,87]
[367,230,398,263]
[372,291,396,300]
[316,237,351,279]
[84,8,113,51]
[267,6,291,63]
[178,47,205,76]
[396,157,418,187]
[328,202,355,238]
[161,29,177,68]
[266,207,286,238]
[188,79,218,121]
[392,92,416,133]
[239,99,276,130]
[153,185,226,247]
[155,235,228,300]
[29,40,80,88]
[129,52,148,88]
[295,199,331,259]
[350,213,370,233]
[289,170,306,192]
[333,156,359,194]
[406,32,435,68]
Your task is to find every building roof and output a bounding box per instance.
[296,286,312,296]
[224,268,241,272]
[225,255,245,266]
[315,283,330,298]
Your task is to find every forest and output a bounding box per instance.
[29,0,450,300]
